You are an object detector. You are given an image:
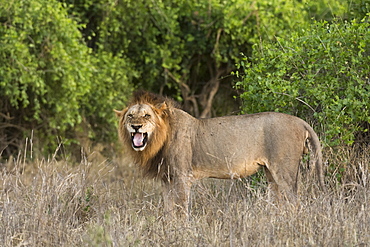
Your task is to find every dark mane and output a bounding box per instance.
[132,90,180,109]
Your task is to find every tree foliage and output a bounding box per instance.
[236,18,370,146]
[66,0,345,117]
[0,0,133,156]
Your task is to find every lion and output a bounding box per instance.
[115,91,325,217]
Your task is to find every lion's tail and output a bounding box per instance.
[305,124,326,192]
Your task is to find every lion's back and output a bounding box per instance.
[178,112,311,171]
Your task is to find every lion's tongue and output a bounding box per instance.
[133,133,144,147]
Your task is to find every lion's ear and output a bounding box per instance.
[155,102,167,111]
[114,108,127,118]
[154,102,169,116]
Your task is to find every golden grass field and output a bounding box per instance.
[0,145,369,246]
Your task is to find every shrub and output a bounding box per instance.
[0,0,133,156]
[236,18,370,146]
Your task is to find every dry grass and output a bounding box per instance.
[0,145,369,246]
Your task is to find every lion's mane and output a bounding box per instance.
[118,91,178,180]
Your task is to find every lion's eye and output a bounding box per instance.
[127,114,133,118]
[144,114,151,118]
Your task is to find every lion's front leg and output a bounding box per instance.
[162,176,193,219]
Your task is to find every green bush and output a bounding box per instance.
[0,0,133,156]
[236,18,370,146]
[0,0,92,126]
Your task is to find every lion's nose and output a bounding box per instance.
[131,125,142,131]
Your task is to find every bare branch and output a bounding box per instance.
[0,112,14,120]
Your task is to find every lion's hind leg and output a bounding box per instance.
[263,161,299,202]
[264,167,281,202]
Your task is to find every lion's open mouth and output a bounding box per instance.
[131,132,148,150]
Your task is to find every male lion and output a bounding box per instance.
[115,91,325,217]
